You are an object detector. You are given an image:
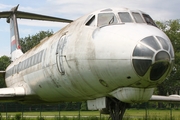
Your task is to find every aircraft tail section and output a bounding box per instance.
[0,4,72,61]
[8,5,23,61]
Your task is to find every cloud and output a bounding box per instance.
[0,45,10,57]
[17,20,68,39]
[18,19,68,27]
[45,0,180,20]
[0,3,12,10]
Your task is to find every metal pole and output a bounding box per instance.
[170,103,172,120]
[58,104,61,120]
[22,104,24,120]
[145,102,148,120]
[145,107,147,120]
[40,104,42,118]
[5,103,7,120]
[78,102,81,120]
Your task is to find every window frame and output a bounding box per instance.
[85,15,96,27]
[132,12,145,23]
[118,12,133,23]
[142,14,157,27]
[97,12,118,27]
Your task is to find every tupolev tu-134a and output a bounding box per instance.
[0,5,180,120]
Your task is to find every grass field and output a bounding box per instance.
[125,109,180,119]
[1,109,180,120]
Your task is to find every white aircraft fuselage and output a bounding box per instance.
[1,6,178,120]
[3,8,174,104]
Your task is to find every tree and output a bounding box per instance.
[0,55,11,87]
[156,20,180,95]
[0,56,11,70]
[20,30,54,52]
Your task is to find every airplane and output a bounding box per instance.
[0,4,180,120]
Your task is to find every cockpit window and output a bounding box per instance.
[132,12,144,23]
[142,14,157,27]
[85,15,95,26]
[98,13,117,27]
[118,12,132,22]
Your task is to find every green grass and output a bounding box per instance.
[125,109,180,118]
[0,111,102,116]
[125,109,180,120]
[0,109,180,120]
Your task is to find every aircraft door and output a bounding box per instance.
[56,35,67,75]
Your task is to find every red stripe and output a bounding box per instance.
[11,40,16,45]
[18,45,21,49]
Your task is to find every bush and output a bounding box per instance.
[36,116,45,120]
[15,114,21,120]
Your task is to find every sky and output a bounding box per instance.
[0,0,180,57]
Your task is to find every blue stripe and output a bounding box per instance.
[11,44,16,53]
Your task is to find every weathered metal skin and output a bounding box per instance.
[5,8,174,103]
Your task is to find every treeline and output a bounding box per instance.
[0,102,178,112]
[0,102,86,112]
[20,30,54,53]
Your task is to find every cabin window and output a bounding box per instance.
[24,59,27,68]
[5,50,45,78]
[118,12,132,22]
[38,52,42,63]
[21,61,24,71]
[18,62,22,72]
[27,58,31,68]
[132,12,144,23]
[142,14,157,27]
[12,66,15,74]
[30,56,33,66]
[98,13,117,27]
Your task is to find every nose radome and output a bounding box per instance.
[132,36,174,81]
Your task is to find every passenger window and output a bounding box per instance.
[86,15,95,26]
[98,13,117,27]
[142,14,157,27]
[118,12,132,22]
[18,62,21,72]
[132,12,144,23]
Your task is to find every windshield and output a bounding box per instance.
[132,12,145,23]
[85,9,158,27]
[98,13,117,27]
[118,12,132,22]
[142,14,157,27]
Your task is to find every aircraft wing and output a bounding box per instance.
[0,10,73,23]
[0,87,25,102]
[150,95,180,102]
[0,71,25,102]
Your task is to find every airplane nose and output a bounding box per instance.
[132,36,174,81]
[150,51,170,80]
